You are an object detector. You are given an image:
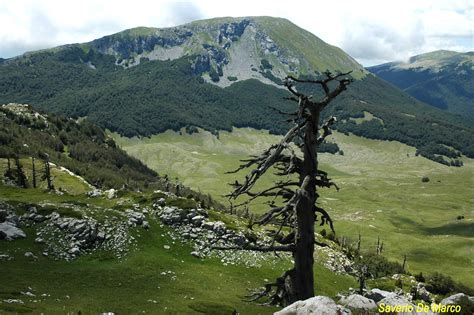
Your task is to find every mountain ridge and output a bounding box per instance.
[367,50,473,118]
[0,17,472,165]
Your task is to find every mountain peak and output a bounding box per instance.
[86,16,366,85]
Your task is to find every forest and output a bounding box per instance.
[0,46,472,164]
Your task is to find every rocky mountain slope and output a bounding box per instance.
[368,50,474,119]
[0,18,473,165]
[87,16,367,85]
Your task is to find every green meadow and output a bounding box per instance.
[114,128,474,286]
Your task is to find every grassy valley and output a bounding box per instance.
[114,127,474,286]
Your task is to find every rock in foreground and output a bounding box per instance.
[274,296,351,315]
[339,294,377,311]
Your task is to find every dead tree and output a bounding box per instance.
[32,156,37,188]
[357,265,369,295]
[376,236,382,255]
[215,71,352,305]
[40,153,54,190]
[14,155,28,188]
[356,231,361,254]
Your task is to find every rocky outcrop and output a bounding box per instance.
[154,205,248,255]
[218,20,250,44]
[274,296,351,315]
[317,245,353,274]
[91,28,193,59]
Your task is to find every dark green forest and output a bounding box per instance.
[0,46,472,165]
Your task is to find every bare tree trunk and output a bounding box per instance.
[376,236,381,254]
[7,157,11,172]
[357,232,361,253]
[32,156,37,188]
[15,156,27,188]
[292,112,319,301]
[44,155,53,190]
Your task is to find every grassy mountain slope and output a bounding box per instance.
[0,159,359,314]
[114,128,474,286]
[368,50,474,118]
[0,103,158,189]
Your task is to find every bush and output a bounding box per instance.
[450,296,474,315]
[260,59,273,70]
[426,272,455,295]
[356,253,405,278]
[415,272,425,283]
[209,68,219,82]
[395,278,403,289]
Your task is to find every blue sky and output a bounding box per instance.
[0,0,472,66]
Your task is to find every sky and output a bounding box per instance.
[0,0,472,66]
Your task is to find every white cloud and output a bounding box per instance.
[0,0,472,65]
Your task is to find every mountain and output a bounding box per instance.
[0,17,473,164]
[367,50,474,118]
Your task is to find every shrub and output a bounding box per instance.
[426,272,455,295]
[260,59,273,70]
[356,253,405,278]
[395,278,403,289]
[415,272,425,283]
[209,68,219,82]
[451,296,474,315]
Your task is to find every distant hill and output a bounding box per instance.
[0,17,473,164]
[367,50,474,119]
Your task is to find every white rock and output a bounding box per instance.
[163,245,170,250]
[275,296,351,315]
[0,254,11,260]
[339,294,377,310]
[87,189,102,197]
[24,252,37,259]
[0,222,26,240]
[366,288,397,302]
[190,251,201,258]
[3,299,24,304]
[201,221,215,230]
[105,189,117,199]
[68,247,80,255]
[191,215,205,226]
